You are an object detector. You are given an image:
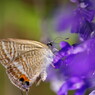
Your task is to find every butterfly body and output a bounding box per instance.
[0,38,54,91]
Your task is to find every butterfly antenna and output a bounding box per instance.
[52,36,69,43]
[48,37,69,45]
[47,37,69,46]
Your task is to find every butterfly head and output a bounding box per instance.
[47,41,53,47]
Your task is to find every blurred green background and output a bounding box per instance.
[0,0,78,95]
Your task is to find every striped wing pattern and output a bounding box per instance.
[0,38,53,91]
[0,38,48,68]
[6,48,47,91]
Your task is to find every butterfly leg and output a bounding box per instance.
[36,78,42,86]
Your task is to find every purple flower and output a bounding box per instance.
[55,0,95,41]
[71,6,95,41]
[89,90,95,95]
[48,1,95,95]
[70,0,91,6]
[47,66,64,93]
[53,41,71,68]
[49,38,95,95]
[54,8,74,31]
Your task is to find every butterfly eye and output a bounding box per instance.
[47,42,53,47]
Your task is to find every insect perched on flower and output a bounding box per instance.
[0,38,54,94]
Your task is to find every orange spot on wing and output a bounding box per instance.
[20,74,30,82]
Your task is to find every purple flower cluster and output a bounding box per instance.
[56,0,95,41]
[53,39,95,95]
[47,0,95,95]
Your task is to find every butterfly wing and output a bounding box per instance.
[0,38,53,91]
[0,38,48,68]
[6,46,53,91]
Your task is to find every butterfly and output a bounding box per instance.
[0,38,54,93]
